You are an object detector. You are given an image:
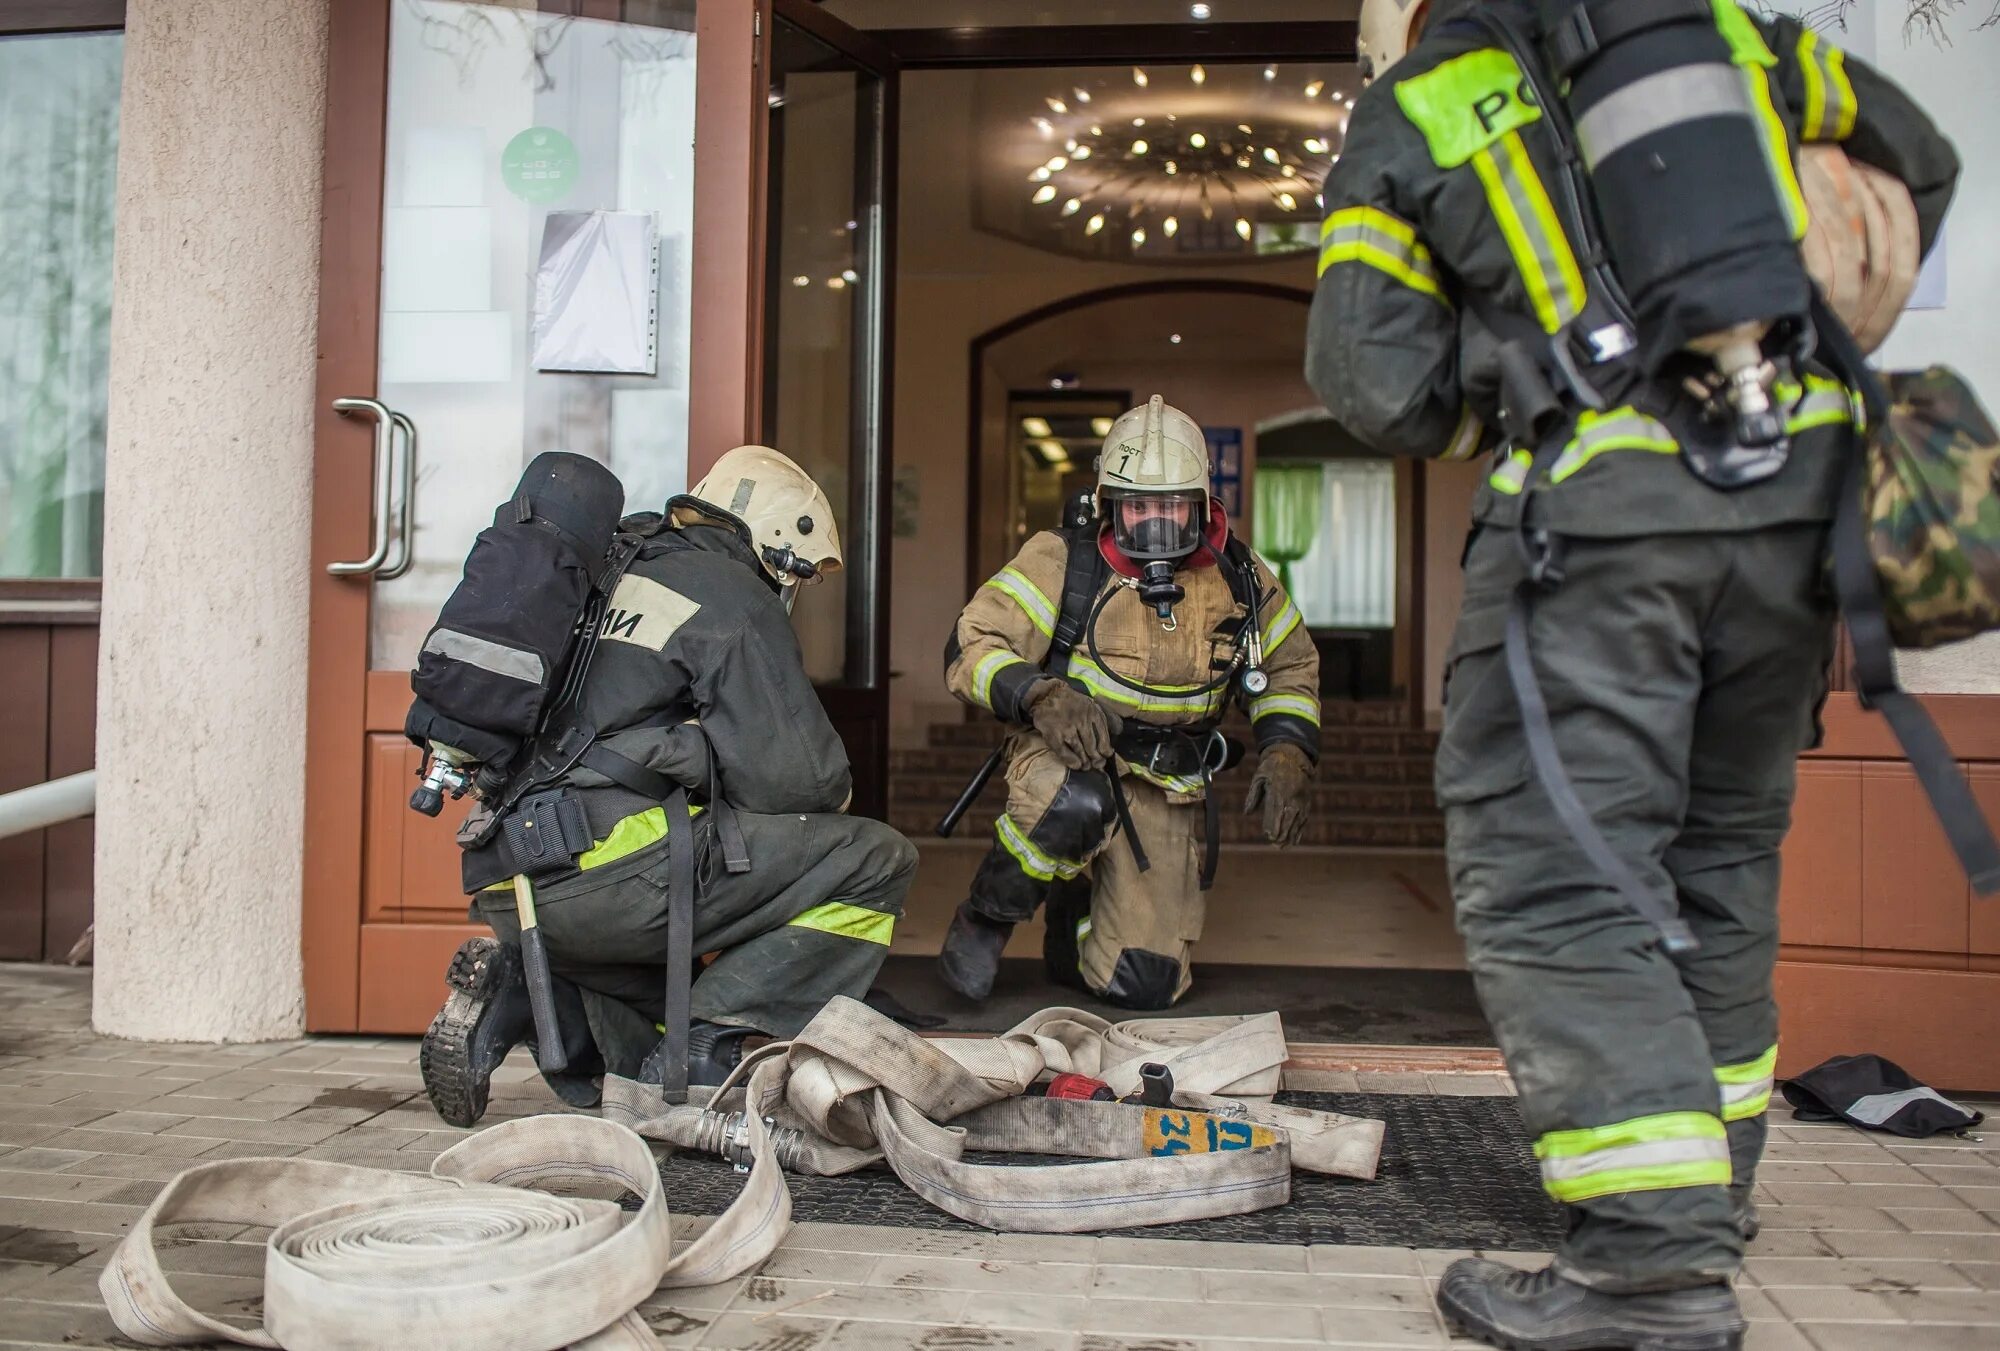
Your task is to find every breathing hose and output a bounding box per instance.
[1081,581,1246,701]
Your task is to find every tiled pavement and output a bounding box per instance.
[1,964,1997,1350]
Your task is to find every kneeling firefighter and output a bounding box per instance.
[414,445,917,1127]
[937,396,1321,1009]
[1315,1,1959,1347]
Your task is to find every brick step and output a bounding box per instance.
[900,808,1447,850]
[890,775,1438,816]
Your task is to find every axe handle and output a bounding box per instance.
[514,876,568,1075]
[936,745,1005,838]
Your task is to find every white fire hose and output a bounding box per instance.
[102,997,1384,1350]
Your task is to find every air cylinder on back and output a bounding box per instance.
[1541,0,1811,378]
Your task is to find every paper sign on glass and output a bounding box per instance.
[533,209,661,375]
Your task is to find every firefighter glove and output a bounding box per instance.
[1244,742,1313,847]
[1025,679,1121,770]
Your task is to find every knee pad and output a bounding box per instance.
[1098,948,1183,1011]
[1035,768,1118,861]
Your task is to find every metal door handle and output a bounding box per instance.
[328,397,395,576]
[378,411,418,581]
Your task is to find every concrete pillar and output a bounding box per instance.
[93,0,330,1041]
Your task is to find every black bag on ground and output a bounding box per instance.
[405,452,626,779]
[1781,1054,1985,1138]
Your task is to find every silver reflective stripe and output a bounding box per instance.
[1575,64,1751,170]
[422,628,545,684]
[1538,1136,1729,1184]
[1845,1086,1963,1127]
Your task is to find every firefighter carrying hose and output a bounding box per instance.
[937,396,1321,1009]
[1312,2,1957,1347]
[419,447,918,1127]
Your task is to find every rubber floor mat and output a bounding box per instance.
[657,1092,1562,1250]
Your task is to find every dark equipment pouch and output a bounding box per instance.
[498,787,594,880]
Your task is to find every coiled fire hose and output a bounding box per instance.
[102,998,1383,1350]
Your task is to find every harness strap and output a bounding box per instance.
[659,786,697,1105]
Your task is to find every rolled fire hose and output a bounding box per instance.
[103,998,1383,1349]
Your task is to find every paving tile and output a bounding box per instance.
[158,1115,351,1146]
[753,1248,879,1284]
[1885,1208,2000,1234]
[1801,1325,2000,1351]
[0,1149,100,1174]
[1757,1162,1845,1184]
[53,1153,215,1182]
[1221,1270,1432,1314]
[1764,1183,1972,1209]
[1352,1073,1432,1095]
[1762,1285,1901,1323]
[1318,1308,1451,1347]
[1821,1230,2000,1262]
[1423,1075,1511,1097]
[823,1324,1077,1351]
[1755,1206,1901,1233]
[1739,1322,1815,1351]
[1745,1257,1978,1291]
[775,1223,1095,1264]
[0,1198,146,1238]
[691,1311,835,1349]
[1088,1263,1202,1301]
[1080,1297,1321,1343]
[870,1256,1089,1296]
[958,1290,1093,1333]
[731,1276,969,1325]
[37,1128,222,1159]
[0,1105,112,1130]
[1093,1236,1307,1272]
[1308,1246,1427,1278]
[0,1262,62,1298]
[1879,1287,2000,1324]
[0,1170,134,1203]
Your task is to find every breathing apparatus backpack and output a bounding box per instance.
[403,452,633,815]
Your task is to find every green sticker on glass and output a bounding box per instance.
[501,127,578,203]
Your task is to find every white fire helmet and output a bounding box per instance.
[684,445,844,602]
[1358,0,1432,84]
[1096,395,1210,564]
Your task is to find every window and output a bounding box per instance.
[1254,457,1396,629]
[0,28,122,579]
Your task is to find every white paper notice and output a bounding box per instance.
[533,209,661,375]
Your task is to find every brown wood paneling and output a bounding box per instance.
[0,2,125,35]
[365,668,412,733]
[301,0,391,1031]
[1970,763,2000,956]
[1779,760,1863,950]
[1858,762,1970,960]
[1810,693,2000,760]
[42,626,98,960]
[0,628,51,960]
[362,736,408,925]
[1776,960,2000,1093]
[357,922,484,1035]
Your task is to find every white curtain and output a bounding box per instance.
[0,32,122,579]
[1287,459,1396,629]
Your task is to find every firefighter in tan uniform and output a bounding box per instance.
[937,397,1321,1009]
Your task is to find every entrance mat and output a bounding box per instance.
[870,956,1493,1046]
[658,1091,1562,1250]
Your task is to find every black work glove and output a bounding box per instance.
[1244,743,1314,847]
[1024,679,1121,770]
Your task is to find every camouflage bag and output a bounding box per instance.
[1868,367,2000,649]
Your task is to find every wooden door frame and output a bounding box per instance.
[301,0,772,1030]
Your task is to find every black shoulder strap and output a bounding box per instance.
[1217,534,1264,612]
[1047,522,1108,672]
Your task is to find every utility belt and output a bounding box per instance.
[1109,719,1246,893]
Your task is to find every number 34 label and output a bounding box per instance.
[1143,1109,1278,1156]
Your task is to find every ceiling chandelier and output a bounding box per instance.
[1022,65,1352,262]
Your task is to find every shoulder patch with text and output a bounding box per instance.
[601,573,701,650]
[1395,47,1542,169]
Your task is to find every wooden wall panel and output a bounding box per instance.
[1970,763,2000,957]
[1858,763,1970,962]
[362,734,471,927]
[0,629,52,960]
[1777,961,2000,1094]
[1779,762,1863,949]
[356,922,483,1034]
[42,627,98,960]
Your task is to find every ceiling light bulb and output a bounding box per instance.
[1189,132,1207,149]
[1046,155,1068,171]
[1074,87,1092,104]
[1131,227,1147,246]
[1191,64,1207,85]
[1133,117,1147,127]
[1344,96,1356,108]
[1190,2,1212,18]
[1033,117,1053,136]
[1235,217,1253,240]
[1304,137,1328,154]
[1281,163,1296,177]
[1133,67,1149,86]
[1065,138,1078,152]
[1236,155,1251,168]
[1022,416,1053,438]
[1239,123,1254,134]
[791,275,810,287]
[1263,66,1277,80]
[841,268,858,282]
[1165,160,1178,175]
[1061,197,1083,216]
[1029,166,1051,182]
[1263,147,1280,164]
[1305,79,1325,98]
[1091,417,1114,437]
[1085,213,1106,236]
[1315,193,1325,208]
[1170,332,1183,344]
[1031,184,1058,204]
[1163,215,1179,237]
[1073,145,1092,159]
[1130,139,1149,155]
[1090,124,1103,136]
[1278,191,1297,210]
[1047,97,1067,113]
[827,276,847,289]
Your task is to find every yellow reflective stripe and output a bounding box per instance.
[1318,209,1448,304]
[577,802,706,871]
[1716,1045,1779,1122]
[1250,692,1322,727]
[1711,0,1777,69]
[1781,374,1853,433]
[1489,448,1533,496]
[1076,914,1093,943]
[1065,654,1227,717]
[984,566,1057,638]
[1536,1111,1731,1203]
[1442,406,1484,462]
[1549,407,1679,484]
[1322,205,1418,247]
[1740,64,1809,240]
[1797,30,1857,142]
[787,899,895,946]
[1317,239,1450,305]
[996,812,1084,882]
[1472,131,1584,334]
[1126,764,1207,794]
[1261,599,1303,654]
[971,650,1030,710]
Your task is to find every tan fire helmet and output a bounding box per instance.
[681,445,844,595]
[1357,0,1432,83]
[1097,395,1211,563]
[1799,144,1920,356]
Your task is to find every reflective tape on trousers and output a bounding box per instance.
[1574,63,1753,171]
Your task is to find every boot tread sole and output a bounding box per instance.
[420,938,513,1129]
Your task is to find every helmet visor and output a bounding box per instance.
[1105,489,1205,562]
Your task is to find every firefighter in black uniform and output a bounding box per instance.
[1312,1,1957,1346]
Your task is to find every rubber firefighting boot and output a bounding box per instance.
[937,901,1012,1001]
[422,937,537,1128]
[639,1019,760,1088]
[1437,1259,1746,1351]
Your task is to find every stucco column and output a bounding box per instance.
[93,0,330,1041]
